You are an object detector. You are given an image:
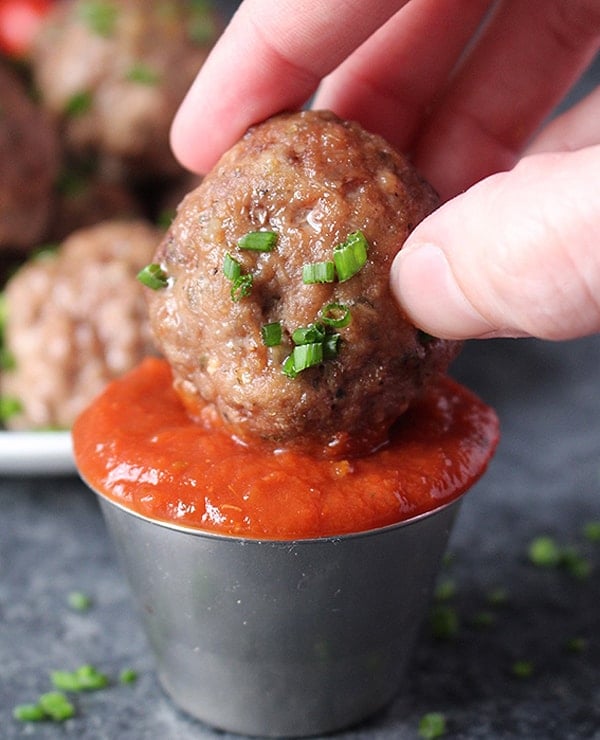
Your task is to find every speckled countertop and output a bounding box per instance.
[2,334,600,740]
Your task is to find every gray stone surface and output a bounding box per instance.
[2,335,600,739]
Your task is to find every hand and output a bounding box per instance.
[171,0,600,340]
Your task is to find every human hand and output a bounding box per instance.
[171,0,600,340]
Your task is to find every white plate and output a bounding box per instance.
[0,431,76,475]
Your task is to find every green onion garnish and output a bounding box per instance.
[470,610,496,628]
[13,703,47,722]
[302,261,335,284]
[528,536,561,567]
[125,63,160,86]
[418,711,447,739]
[333,230,369,282]
[231,274,253,302]
[291,323,326,345]
[223,253,253,301]
[237,231,277,252]
[281,354,298,379]
[119,668,138,684]
[38,692,75,721]
[223,252,242,281]
[261,322,282,347]
[0,396,22,422]
[78,0,118,37]
[429,604,459,640]
[64,90,92,117]
[292,342,323,372]
[511,660,534,679]
[322,332,340,360]
[320,303,351,328]
[583,521,600,542]
[50,664,109,692]
[67,591,92,611]
[566,636,588,653]
[137,263,169,290]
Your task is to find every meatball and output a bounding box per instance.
[50,162,142,241]
[31,0,222,178]
[2,219,161,430]
[147,111,461,456]
[0,62,59,251]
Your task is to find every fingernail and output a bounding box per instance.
[391,243,495,339]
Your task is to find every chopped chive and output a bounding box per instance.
[583,521,600,542]
[322,332,340,360]
[64,90,93,117]
[470,610,496,628]
[223,253,253,302]
[486,587,509,606]
[292,323,326,345]
[281,354,298,379]
[137,263,168,290]
[292,342,323,372]
[75,665,109,690]
[434,578,456,601]
[13,703,47,722]
[50,671,82,692]
[0,396,22,422]
[223,252,242,281]
[302,261,335,284]
[333,230,368,282]
[261,322,282,347]
[156,208,176,230]
[560,547,591,580]
[78,0,118,37]
[566,636,588,654]
[38,692,75,721]
[528,535,561,567]
[511,660,534,679]
[67,591,92,611]
[231,274,253,302]
[237,231,277,252]
[125,63,160,86]
[429,604,459,640]
[418,711,447,739]
[188,0,218,45]
[51,664,109,692]
[320,303,351,328]
[119,668,138,684]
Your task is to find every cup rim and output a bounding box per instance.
[90,475,466,545]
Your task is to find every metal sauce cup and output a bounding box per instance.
[94,490,462,738]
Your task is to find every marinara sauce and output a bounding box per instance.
[73,357,499,540]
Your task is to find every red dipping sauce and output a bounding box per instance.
[73,357,499,540]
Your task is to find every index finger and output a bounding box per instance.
[170,0,409,173]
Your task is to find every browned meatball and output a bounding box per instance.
[31,0,222,178]
[0,62,59,251]
[50,163,142,242]
[147,111,461,456]
[2,219,161,430]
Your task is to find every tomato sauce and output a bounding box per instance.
[73,357,499,540]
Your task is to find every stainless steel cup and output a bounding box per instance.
[97,493,462,737]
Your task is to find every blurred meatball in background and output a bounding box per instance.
[31,0,223,179]
[1,219,161,430]
[50,158,143,241]
[0,60,59,252]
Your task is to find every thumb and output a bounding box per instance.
[391,146,600,341]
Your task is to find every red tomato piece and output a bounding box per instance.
[0,0,52,58]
